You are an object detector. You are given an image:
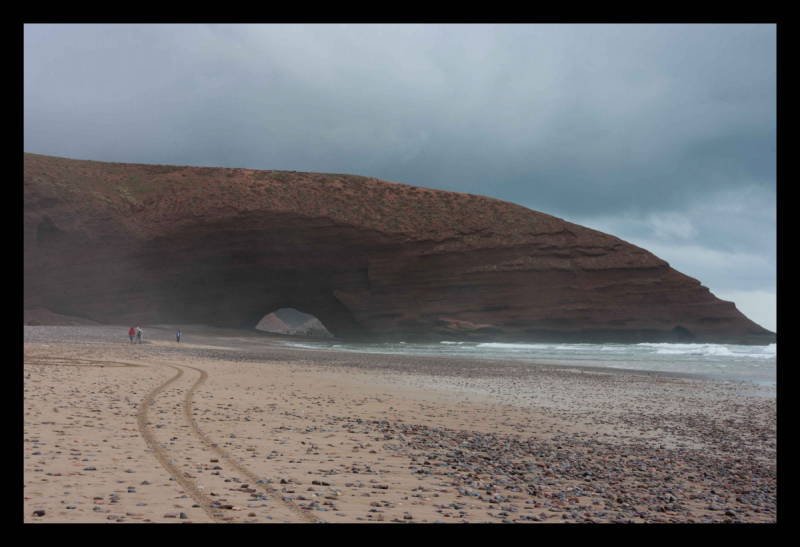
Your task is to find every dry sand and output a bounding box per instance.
[23,326,776,523]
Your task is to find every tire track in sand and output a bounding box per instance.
[25,356,225,522]
[27,354,317,522]
[136,362,225,523]
[23,356,143,368]
[170,362,318,523]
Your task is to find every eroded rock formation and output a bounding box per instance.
[23,153,775,344]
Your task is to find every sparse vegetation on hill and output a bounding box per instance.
[23,152,577,248]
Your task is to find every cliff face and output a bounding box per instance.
[23,153,775,344]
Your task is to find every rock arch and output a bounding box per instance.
[23,153,775,345]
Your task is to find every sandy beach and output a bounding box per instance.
[23,326,776,523]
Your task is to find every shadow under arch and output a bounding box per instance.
[127,212,402,341]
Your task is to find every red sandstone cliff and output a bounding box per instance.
[23,153,775,344]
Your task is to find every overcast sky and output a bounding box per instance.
[24,24,777,332]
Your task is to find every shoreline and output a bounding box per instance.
[24,326,777,523]
[26,324,776,388]
[266,334,778,390]
[278,341,778,389]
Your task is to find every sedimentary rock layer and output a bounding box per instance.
[23,153,775,344]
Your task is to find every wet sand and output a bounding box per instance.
[23,326,776,523]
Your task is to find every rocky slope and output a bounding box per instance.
[298,317,331,337]
[23,153,775,344]
[254,312,291,334]
[273,308,317,329]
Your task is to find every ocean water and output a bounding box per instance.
[282,340,777,382]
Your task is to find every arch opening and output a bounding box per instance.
[255,307,335,339]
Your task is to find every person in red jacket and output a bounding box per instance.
[128,327,135,344]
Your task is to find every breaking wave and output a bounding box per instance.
[636,343,776,359]
[281,340,776,379]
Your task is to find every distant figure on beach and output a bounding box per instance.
[176,329,181,343]
[135,327,143,344]
[128,326,135,344]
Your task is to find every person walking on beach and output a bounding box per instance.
[176,329,181,343]
[128,326,135,344]
[135,327,143,345]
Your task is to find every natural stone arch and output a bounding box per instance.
[23,153,775,345]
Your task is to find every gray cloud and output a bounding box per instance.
[24,24,777,330]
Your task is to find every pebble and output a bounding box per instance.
[22,325,776,524]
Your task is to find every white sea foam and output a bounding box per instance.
[476,343,546,350]
[281,339,776,379]
[637,342,776,359]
